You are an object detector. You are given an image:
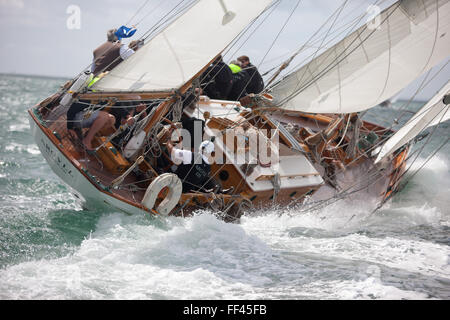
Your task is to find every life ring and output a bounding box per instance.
[142,173,182,216]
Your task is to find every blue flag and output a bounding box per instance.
[115,26,137,40]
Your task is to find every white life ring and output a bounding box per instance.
[124,130,146,160]
[142,173,182,216]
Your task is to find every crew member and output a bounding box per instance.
[167,140,220,193]
[227,60,250,101]
[91,28,136,76]
[66,100,115,151]
[201,55,233,100]
[237,55,264,95]
[109,100,148,147]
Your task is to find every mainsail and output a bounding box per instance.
[270,0,450,114]
[92,0,273,92]
[374,80,450,163]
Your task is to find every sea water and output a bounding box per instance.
[0,74,448,300]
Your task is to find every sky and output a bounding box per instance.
[0,0,448,101]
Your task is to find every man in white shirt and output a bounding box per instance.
[167,140,218,193]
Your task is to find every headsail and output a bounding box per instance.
[270,0,450,114]
[374,80,450,164]
[92,0,273,92]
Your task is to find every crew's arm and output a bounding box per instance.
[120,44,135,60]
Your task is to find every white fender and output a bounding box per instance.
[124,130,146,160]
[142,173,182,216]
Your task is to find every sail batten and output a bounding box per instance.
[270,0,450,114]
[92,0,273,93]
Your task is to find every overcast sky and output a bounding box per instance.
[0,0,448,101]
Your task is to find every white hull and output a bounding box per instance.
[28,112,148,217]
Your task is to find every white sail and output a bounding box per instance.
[374,80,450,164]
[92,0,272,92]
[270,0,450,114]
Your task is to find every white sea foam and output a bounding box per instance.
[401,156,450,215]
[301,278,431,300]
[0,213,275,299]
[1,205,449,300]
[5,142,41,155]
[8,122,29,133]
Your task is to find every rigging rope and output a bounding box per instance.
[125,0,151,26]
[255,0,304,88]
[56,0,449,219]
[276,0,399,107]
[263,0,384,89]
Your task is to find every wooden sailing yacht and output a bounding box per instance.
[28,0,450,222]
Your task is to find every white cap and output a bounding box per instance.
[200,140,214,154]
[200,140,215,164]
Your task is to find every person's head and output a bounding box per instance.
[213,55,223,65]
[237,55,250,67]
[107,29,119,42]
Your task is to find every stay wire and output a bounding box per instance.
[291,95,449,214]
[378,0,442,131]
[386,104,449,195]
[126,0,151,26]
[265,0,383,90]
[228,0,300,103]
[276,0,399,106]
[262,2,374,80]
